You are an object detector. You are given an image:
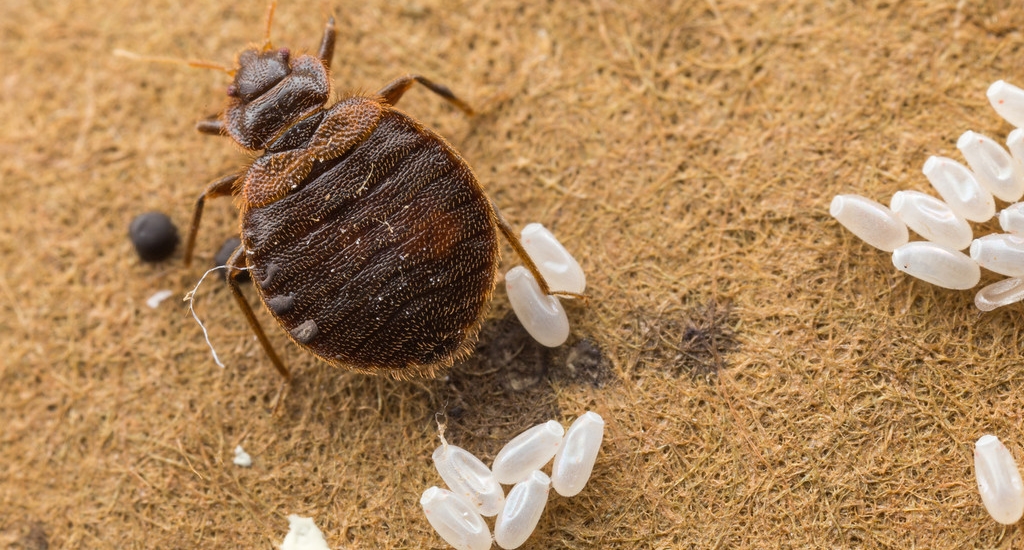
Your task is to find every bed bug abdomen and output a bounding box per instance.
[241,106,499,376]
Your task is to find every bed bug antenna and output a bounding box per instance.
[113,49,235,75]
[262,0,278,51]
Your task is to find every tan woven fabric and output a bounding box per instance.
[3,1,1024,547]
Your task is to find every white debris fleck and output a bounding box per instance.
[145,289,175,309]
[280,515,330,550]
[233,445,252,467]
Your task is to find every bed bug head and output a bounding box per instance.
[223,45,331,151]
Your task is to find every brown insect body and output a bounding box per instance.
[241,103,499,375]
[183,16,560,380]
[227,38,502,377]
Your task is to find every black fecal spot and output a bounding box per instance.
[429,312,614,454]
[259,263,281,289]
[128,211,179,262]
[551,338,613,387]
[636,299,739,380]
[266,293,295,315]
[290,319,318,344]
[16,520,48,550]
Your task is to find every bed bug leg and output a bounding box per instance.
[196,117,227,136]
[376,74,475,116]
[317,16,337,68]
[184,173,242,267]
[225,244,291,380]
[491,202,586,300]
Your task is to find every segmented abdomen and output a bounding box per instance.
[241,109,499,375]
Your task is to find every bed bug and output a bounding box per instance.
[179,5,573,380]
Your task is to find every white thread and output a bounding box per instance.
[183,265,249,369]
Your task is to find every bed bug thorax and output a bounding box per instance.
[130,3,582,381]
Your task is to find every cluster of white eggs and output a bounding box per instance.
[975,435,1024,525]
[830,80,1024,311]
[421,412,605,550]
[506,224,586,347]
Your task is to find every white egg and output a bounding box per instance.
[420,487,493,550]
[891,241,980,290]
[520,223,586,295]
[279,515,330,550]
[975,435,1024,525]
[975,278,1024,312]
[999,202,1024,235]
[1006,129,1024,170]
[432,443,505,516]
[957,130,1024,203]
[922,156,995,222]
[987,80,1024,129]
[494,470,551,549]
[492,420,565,485]
[505,266,570,347]
[829,194,908,252]
[551,411,605,497]
[889,190,972,250]
[970,234,1024,277]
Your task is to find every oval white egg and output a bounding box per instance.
[975,278,1024,312]
[975,435,1024,525]
[505,266,570,347]
[551,411,605,497]
[957,130,1024,203]
[987,80,1024,129]
[492,420,565,485]
[420,487,493,550]
[494,470,551,549]
[830,194,908,252]
[999,203,1024,235]
[890,190,972,250]
[922,156,995,222]
[970,234,1024,277]
[521,223,586,295]
[432,444,505,516]
[891,241,980,290]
